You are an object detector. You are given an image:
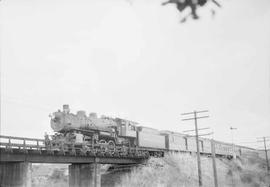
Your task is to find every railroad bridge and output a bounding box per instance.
[0,135,148,187]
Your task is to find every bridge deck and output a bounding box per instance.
[0,135,147,164]
[0,148,145,164]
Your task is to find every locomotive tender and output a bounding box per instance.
[47,105,256,158]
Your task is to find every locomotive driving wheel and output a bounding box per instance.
[107,140,115,154]
[99,139,107,153]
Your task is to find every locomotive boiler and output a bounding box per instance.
[51,105,117,133]
[48,105,138,154]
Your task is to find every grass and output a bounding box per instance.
[117,153,270,187]
[31,153,270,187]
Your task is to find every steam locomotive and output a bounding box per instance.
[46,105,257,158]
[47,105,150,156]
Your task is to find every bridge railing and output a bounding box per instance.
[0,135,151,158]
[0,135,45,152]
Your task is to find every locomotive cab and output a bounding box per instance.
[115,118,137,138]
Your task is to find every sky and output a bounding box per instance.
[1,0,270,149]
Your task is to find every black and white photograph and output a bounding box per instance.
[0,0,270,186]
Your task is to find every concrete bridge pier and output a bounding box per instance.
[0,162,32,187]
[69,163,101,187]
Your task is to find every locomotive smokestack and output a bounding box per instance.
[63,104,70,113]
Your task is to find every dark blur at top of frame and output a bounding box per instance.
[162,0,222,23]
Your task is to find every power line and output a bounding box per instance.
[257,139,270,143]
[257,136,270,139]
[239,141,260,144]
[257,147,270,150]
[198,132,214,137]
[1,96,52,111]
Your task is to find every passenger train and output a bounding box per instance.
[46,105,257,158]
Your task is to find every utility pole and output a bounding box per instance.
[257,136,270,172]
[230,127,237,158]
[182,110,209,187]
[229,127,237,187]
[211,139,218,187]
[263,137,269,172]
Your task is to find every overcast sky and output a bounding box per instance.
[1,0,270,149]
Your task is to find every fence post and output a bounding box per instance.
[211,139,218,187]
[23,139,26,153]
